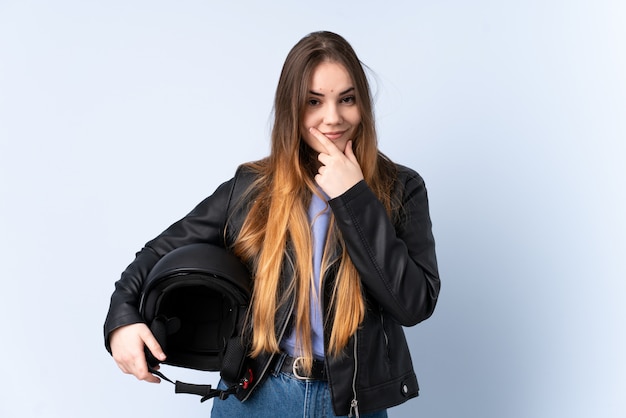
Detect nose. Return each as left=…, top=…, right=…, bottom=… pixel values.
left=323, top=103, right=342, bottom=125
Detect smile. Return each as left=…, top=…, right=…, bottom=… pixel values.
left=322, top=131, right=346, bottom=140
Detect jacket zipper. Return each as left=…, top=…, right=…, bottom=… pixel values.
left=380, top=306, right=390, bottom=361
left=348, top=330, right=360, bottom=418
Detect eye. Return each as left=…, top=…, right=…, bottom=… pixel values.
left=307, top=98, right=321, bottom=106
left=341, top=95, right=356, bottom=105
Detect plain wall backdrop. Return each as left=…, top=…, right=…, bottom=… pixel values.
left=1, top=1, right=624, bottom=417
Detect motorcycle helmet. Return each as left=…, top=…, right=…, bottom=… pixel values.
left=139, top=243, right=251, bottom=379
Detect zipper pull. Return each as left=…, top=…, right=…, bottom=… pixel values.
left=348, top=399, right=360, bottom=418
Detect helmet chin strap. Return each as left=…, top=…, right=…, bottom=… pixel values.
left=147, top=365, right=252, bottom=402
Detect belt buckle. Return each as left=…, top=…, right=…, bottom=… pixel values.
left=292, top=356, right=308, bottom=380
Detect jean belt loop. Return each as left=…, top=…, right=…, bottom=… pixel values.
left=271, top=352, right=288, bottom=377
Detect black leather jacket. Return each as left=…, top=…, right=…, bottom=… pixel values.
left=104, top=163, right=440, bottom=415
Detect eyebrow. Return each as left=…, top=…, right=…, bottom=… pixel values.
left=308, top=87, right=355, bottom=97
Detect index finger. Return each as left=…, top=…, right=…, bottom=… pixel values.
left=141, top=327, right=166, bottom=362
left=309, top=127, right=342, bottom=155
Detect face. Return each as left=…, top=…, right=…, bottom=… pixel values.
left=300, top=61, right=361, bottom=154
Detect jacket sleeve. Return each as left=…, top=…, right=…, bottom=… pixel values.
left=103, top=174, right=239, bottom=352
left=328, top=168, right=440, bottom=326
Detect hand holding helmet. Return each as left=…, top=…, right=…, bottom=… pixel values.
left=110, top=323, right=166, bottom=383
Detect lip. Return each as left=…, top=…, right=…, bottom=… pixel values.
left=322, top=130, right=346, bottom=140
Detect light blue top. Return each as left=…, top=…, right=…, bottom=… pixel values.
left=280, top=191, right=330, bottom=360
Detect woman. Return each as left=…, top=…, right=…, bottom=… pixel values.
left=105, top=31, right=440, bottom=417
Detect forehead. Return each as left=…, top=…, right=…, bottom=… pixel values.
left=308, top=61, right=354, bottom=92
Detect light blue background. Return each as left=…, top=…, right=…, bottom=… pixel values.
left=1, top=1, right=624, bottom=417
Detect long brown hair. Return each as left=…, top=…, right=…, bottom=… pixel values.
left=233, top=31, right=397, bottom=370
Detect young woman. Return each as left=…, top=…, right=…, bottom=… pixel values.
left=104, top=31, right=440, bottom=417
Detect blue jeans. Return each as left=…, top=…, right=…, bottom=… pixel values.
left=211, top=357, right=388, bottom=418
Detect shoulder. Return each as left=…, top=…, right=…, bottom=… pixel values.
left=393, top=163, right=426, bottom=191
left=226, top=160, right=268, bottom=208
left=377, top=152, right=425, bottom=189
left=234, top=159, right=268, bottom=182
